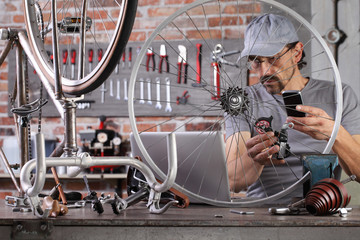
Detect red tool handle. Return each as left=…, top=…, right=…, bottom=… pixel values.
left=183, top=62, right=188, bottom=84
left=128, top=47, right=132, bottom=62
left=122, top=51, right=126, bottom=62
left=158, top=57, right=163, bottom=74
left=146, top=54, right=150, bottom=72
left=71, top=49, right=76, bottom=64
left=88, top=49, right=93, bottom=63
left=211, top=62, right=220, bottom=100
left=196, top=43, right=202, bottom=84
left=62, top=49, right=68, bottom=64
left=177, top=62, right=182, bottom=84
left=99, top=115, right=106, bottom=130
left=98, top=48, right=103, bottom=62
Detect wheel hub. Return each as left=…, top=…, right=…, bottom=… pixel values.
left=220, top=87, right=249, bottom=116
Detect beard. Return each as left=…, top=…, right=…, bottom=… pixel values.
left=260, top=67, right=296, bottom=95
left=260, top=75, right=285, bottom=95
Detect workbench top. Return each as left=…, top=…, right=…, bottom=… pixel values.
left=1, top=200, right=360, bottom=240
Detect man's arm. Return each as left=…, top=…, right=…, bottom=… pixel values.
left=289, top=105, right=360, bottom=182
left=225, top=131, right=280, bottom=192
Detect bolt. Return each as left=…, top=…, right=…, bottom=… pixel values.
left=40, top=224, right=47, bottom=231
left=230, top=96, right=239, bottom=104
left=16, top=224, right=23, bottom=231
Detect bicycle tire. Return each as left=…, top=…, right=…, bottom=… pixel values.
left=128, top=0, right=342, bottom=207
left=23, top=0, right=137, bottom=95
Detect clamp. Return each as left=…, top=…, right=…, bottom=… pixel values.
left=176, top=91, right=190, bottom=105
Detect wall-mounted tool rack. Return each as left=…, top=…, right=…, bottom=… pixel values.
left=7, top=40, right=246, bottom=117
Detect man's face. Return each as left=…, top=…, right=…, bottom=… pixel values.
left=248, top=47, right=296, bottom=94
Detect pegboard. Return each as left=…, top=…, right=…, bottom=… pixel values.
left=7, top=39, right=247, bottom=117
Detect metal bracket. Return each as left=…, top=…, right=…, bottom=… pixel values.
left=12, top=221, right=53, bottom=239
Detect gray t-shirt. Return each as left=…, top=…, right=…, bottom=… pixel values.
left=225, top=78, right=360, bottom=203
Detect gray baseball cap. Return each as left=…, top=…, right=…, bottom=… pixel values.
left=241, top=14, right=299, bottom=58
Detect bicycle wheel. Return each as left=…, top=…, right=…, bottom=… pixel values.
left=128, top=0, right=342, bottom=207
left=23, top=0, right=137, bottom=95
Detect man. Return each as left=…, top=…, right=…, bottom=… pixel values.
left=225, top=14, right=360, bottom=203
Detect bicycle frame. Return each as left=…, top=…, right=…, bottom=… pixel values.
left=0, top=1, right=178, bottom=217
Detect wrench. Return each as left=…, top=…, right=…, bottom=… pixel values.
left=155, top=77, right=162, bottom=109
left=124, top=78, right=128, bottom=101
left=139, top=78, right=145, bottom=104
left=67, top=200, right=86, bottom=208
left=109, top=79, right=114, bottom=97
left=165, top=77, right=172, bottom=112
left=100, top=81, right=107, bottom=103
left=146, top=78, right=152, bottom=105
left=116, top=79, right=121, bottom=100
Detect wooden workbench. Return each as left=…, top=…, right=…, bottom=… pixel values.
left=1, top=200, right=360, bottom=240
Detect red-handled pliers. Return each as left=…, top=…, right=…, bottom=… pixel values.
left=177, top=45, right=187, bottom=84
left=159, top=44, right=169, bottom=73
left=146, top=47, right=155, bottom=72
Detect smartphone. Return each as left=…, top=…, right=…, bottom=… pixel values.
left=281, top=90, right=306, bottom=117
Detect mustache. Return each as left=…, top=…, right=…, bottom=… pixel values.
left=260, top=75, right=280, bottom=84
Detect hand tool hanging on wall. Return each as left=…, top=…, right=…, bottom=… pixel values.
left=109, top=78, right=114, bottom=97
left=192, top=43, right=206, bottom=87
left=70, top=49, right=76, bottom=80
left=211, top=44, right=241, bottom=100
left=116, top=80, right=121, bottom=100
left=177, top=45, right=188, bottom=84
left=146, top=78, right=152, bottom=105
left=211, top=61, right=220, bottom=100
left=176, top=91, right=190, bottom=105
left=155, top=77, right=162, bottom=109
left=124, top=78, right=128, bottom=101
left=139, top=78, right=145, bottom=104
left=211, top=45, right=221, bottom=100
left=115, top=58, right=120, bottom=100
left=128, top=47, right=132, bottom=69
left=122, top=50, right=126, bottom=69
left=88, top=48, right=93, bottom=73
left=159, top=44, right=169, bottom=73
left=165, top=77, right=172, bottom=112
left=62, top=49, right=68, bottom=77
left=146, top=47, right=155, bottom=71
left=98, top=48, right=107, bottom=103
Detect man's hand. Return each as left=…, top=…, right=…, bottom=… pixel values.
left=245, top=132, right=283, bottom=165
left=287, top=105, right=334, bottom=141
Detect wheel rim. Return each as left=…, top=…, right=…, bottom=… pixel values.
left=24, top=0, right=137, bottom=95
left=129, top=0, right=342, bottom=207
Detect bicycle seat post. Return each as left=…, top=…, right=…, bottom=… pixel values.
left=62, top=99, right=79, bottom=157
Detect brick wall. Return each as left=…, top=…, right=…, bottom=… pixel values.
left=0, top=0, right=253, bottom=197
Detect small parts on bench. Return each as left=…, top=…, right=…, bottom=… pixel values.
left=269, top=175, right=356, bottom=217
left=42, top=196, right=68, bottom=218
left=83, top=175, right=104, bottom=214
